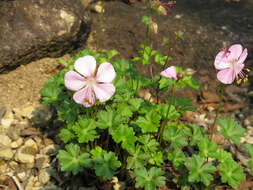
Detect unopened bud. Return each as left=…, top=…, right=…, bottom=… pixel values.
left=177, top=72, right=184, bottom=80
left=150, top=20, right=158, bottom=34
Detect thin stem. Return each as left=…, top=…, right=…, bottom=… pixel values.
left=157, top=83, right=176, bottom=142
left=210, top=84, right=224, bottom=141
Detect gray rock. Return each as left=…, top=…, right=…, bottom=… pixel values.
left=31, top=105, right=53, bottom=127
left=0, top=0, right=90, bottom=72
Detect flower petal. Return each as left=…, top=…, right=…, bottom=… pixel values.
left=96, top=62, right=116, bottom=83
left=214, top=51, right=230, bottom=70
left=238, top=48, right=248, bottom=64
left=73, top=87, right=95, bottom=107
left=74, top=56, right=96, bottom=77
left=93, top=83, right=115, bottom=102
left=227, top=44, right=243, bottom=61
left=161, top=66, right=177, bottom=79
left=64, top=71, right=86, bottom=91
left=234, top=63, right=244, bottom=76
left=217, top=68, right=236, bottom=84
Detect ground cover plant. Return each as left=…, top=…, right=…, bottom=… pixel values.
left=40, top=2, right=253, bottom=190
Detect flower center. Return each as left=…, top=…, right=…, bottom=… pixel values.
left=86, top=76, right=97, bottom=87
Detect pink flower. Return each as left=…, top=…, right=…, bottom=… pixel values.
left=161, top=66, right=177, bottom=79
left=154, top=1, right=176, bottom=16
left=64, top=55, right=116, bottom=107
left=214, top=44, right=248, bottom=84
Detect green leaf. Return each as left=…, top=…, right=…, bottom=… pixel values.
left=117, top=103, right=133, bottom=119
left=185, top=155, right=216, bottom=186
left=244, top=143, right=253, bottom=157
left=40, top=72, right=64, bottom=104
left=96, top=109, right=122, bottom=130
left=213, top=149, right=233, bottom=164
left=159, top=77, right=174, bottom=90
left=103, top=49, right=119, bottom=59
left=127, top=146, right=149, bottom=169
left=174, top=97, right=195, bottom=113
left=157, top=104, right=180, bottom=120
left=135, top=110, right=161, bottom=133
left=247, top=159, right=253, bottom=176
left=198, top=138, right=217, bottom=158
left=134, top=167, right=166, bottom=190
left=163, top=123, right=187, bottom=148
left=111, top=124, right=136, bottom=151
left=128, top=98, right=144, bottom=111
left=218, top=118, right=245, bottom=144
left=182, top=76, right=200, bottom=90
left=141, top=15, right=151, bottom=25
left=188, top=125, right=206, bottom=146
left=138, top=135, right=159, bottom=152
left=72, top=118, right=98, bottom=143
left=91, top=147, right=121, bottom=179
left=59, top=128, right=75, bottom=143
left=218, top=159, right=245, bottom=188
left=167, top=149, right=186, bottom=168
left=56, top=98, right=81, bottom=124
left=148, top=151, right=164, bottom=166
left=57, top=143, right=91, bottom=174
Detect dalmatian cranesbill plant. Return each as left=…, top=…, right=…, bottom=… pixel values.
left=40, top=44, right=253, bottom=189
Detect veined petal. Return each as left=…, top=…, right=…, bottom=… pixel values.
left=214, top=51, right=230, bottom=70
left=234, top=63, right=244, bottom=75
left=238, top=48, right=248, bottom=64
left=73, top=87, right=95, bottom=107
left=74, top=56, right=96, bottom=77
left=96, top=62, right=116, bottom=83
left=64, top=71, right=86, bottom=91
left=217, top=68, right=236, bottom=84
left=227, top=44, right=243, bottom=61
left=161, top=66, right=177, bottom=79
left=93, top=83, right=115, bottom=102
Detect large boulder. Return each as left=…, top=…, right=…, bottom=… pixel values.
left=0, top=0, right=90, bottom=72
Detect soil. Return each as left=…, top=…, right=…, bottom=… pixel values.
left=1, top=0, right=253, bottom=189
left=1, top=0, right=253, bottom=108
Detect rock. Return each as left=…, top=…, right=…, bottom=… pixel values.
left=11, top=138, right=23, bottom=149
left=14, top=139, right=38, bottom=164
left=9, top=161, right=19, bottom=170
left=38, top=168, right=51, bottom=185
left=0, top=106, right=6, bottom=121
left=7, top=125, right=22, bottom=140
left=244, top=115, right=253, bottom=126
left=35, top=154, right=51, bottom=169
left=15, top=148, right=35, bottom=164
left=17, top=171, right=28, bottom=182
left=0, top=160, right=9, bottom=175
left=0, top=0, right=90, bottom=72
left=0, top=109, right=14, bottom=128
left=0, top=147, right=14, bottom=160
left=13, top=105, right=35, bottom=120
left=25, top=176, right=40, bottom=190
left=91, top=2, right=105, bottom=13
left=24, top=139, right=38, bottom=152
left=0, top=135, right=12, bottom=147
